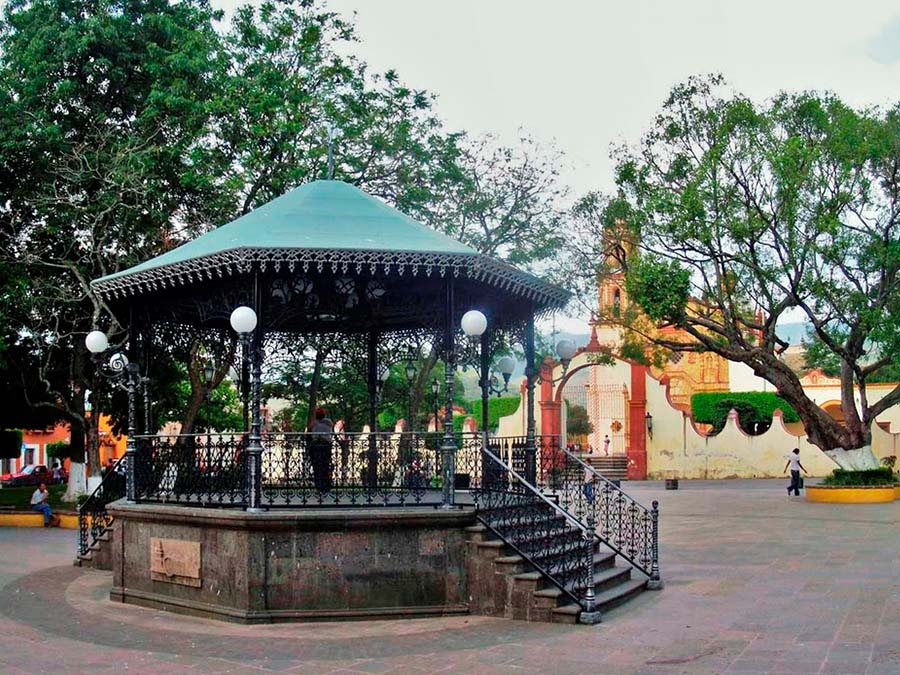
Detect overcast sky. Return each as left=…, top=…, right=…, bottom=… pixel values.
left=213, top=0, right=900, bottom=333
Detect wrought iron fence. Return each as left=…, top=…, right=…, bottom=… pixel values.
left=472, top=445, right=597, bottom=613
left=131, top=431, right=488, bottom=508
left=260, top=431, right=488, bottom=506
left=77, top=455, right=127, bottom=557
left=538, top=443, right=661, bottom=584
left=133, top=433, right=248, bottom=506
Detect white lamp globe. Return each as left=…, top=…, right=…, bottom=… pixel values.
left=230, top=306, right=258, bottom=334
left=378, top=365, right=390, bottom=382
left=85, top=331, right=109, bottom=354
left=555, top=338, right=577, bottom=362
left=460, top=310, right=487, bottom=337
left=496, top=355, right=516, bottom=376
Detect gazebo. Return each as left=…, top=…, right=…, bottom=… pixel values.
left=80, top=180, right=660, bottom=624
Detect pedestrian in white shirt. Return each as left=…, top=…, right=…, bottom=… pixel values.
left=783, top=448, right=807, bottom=496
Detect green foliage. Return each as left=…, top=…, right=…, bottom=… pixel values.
left=565, top=403, right=593, bottom=437
left=0, top=484, right=72, bottom=509
left=0, top=429, right=22, bottom=460
left=624, top=254, right=690, bottom=324
left=820, top=467, right=895, bottom=486
left=591, top=74, right=900, bottom=455
left=45, top=440, right=73, bottom=460
left=881, top=455, right=896, bottom=469
left=467, top=396, right=520, bottom=433
left=692, top=391, right=800, bottom=434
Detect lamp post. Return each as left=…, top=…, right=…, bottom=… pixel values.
left=229, top=305, right=260, bottom=510
left=203, top=362, right=215, bottom=449
left=405, top=361, right=417, bottom=431
left=431, top=378, right=440, bottom=431
left=85, top=330, right=140, bottom=502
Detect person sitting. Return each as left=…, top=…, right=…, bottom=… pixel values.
left=30, top=483, right=58, bottom=527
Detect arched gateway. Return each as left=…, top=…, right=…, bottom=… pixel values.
left=80, top=181, right=660, bottom=624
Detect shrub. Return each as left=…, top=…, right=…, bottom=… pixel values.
left=467, top=396, right=520, bottom=433
left=46, top=440, right=73, bottom=460
left=692, top=391, right=799, bottom=435
left=820, top=467, right=895, bottom=486
left=881, top=455, right=896, bottom=469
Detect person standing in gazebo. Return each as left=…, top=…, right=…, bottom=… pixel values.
left=309, top=408, right=334, bottom=493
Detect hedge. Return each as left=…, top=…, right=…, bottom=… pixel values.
left=691, top=391, right=800, bottom=433
left=0, top=429, right=22, bottom=460
left=820, top=467, right=896, bottom=486
left=466, top=396, right=520, bottom=433
left=46, top=440, right=74, bottom=460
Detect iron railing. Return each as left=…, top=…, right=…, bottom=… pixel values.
left=132, top=431, right=487, bottom=508
left=77, top=455, right=127, bottom=557
left=539, top=443, right=661, bottom=585
left=133, top=433, right=248, bottom=506
left=472, top=445, right=597, bottom=613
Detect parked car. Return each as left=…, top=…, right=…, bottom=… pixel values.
left=0, top=464, right=67, bottom=487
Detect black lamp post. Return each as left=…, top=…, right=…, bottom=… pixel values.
left=203, top=362, right=215, bottom=448
left=405, top=362, right=417, bottom=431
left=431, top=378, right=440, bottom=431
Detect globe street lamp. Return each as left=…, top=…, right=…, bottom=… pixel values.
left=229, top=305, right=261, bottom=511
left=85, top=330, right=139, bottom=501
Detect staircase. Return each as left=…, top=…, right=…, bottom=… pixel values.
left=583, top=454, right=628, bottom=482
left=470, top=446, right=659, bottom=624
left=74, top=457, right=126, bottom=570
left=465, top=517, right=646, bottom=624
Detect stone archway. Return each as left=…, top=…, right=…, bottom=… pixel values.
left=538, top=328, right=650, bottom=478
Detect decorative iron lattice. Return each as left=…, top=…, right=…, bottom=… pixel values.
left=538, top=444, right=661, bottom=583
left=77, top=456, right=127, bottom=558
left=92, top=247, right=571, bottom=312
left=133, top=434, right=248, bottom=507
left=472, top=446, right=597, bottom=613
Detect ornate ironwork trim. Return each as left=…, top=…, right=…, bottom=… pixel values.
left=92, top=248, right=570, bottom=310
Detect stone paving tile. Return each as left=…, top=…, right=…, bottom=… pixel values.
left=0, top=480, right=898, bottom=675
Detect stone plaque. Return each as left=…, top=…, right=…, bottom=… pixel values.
left=150, top=538, right=201, bottom=587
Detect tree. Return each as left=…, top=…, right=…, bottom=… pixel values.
left=599, top=75, right=900, bottom=469
left=565, top=403, right=593, bottom=438
left=0, top=0, right=226, bottom=488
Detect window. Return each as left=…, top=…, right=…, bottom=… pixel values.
left=613, top=289, right=621, bottom=317
left=23, top=447, right=35, bottom=466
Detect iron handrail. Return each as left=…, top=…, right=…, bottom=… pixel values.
left=474, top=445, right=597, bottom=613
left=556, top=445, right=661, bottom=585
left=77, top=455, right=127, bottom=558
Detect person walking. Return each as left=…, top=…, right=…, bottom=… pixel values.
left=31, top=483, right=58, bottom=527
left=783, top=448, right=807, bottom=496
left=603, top=434, right=611, bottom=456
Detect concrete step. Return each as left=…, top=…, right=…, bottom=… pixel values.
left=551, top=578, right=646, bottom=624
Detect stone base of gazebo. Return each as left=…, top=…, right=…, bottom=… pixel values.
left=107, top=501, right=475, bottom=623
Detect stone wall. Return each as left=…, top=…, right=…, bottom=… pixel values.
left=108, top=502, right=475, bottom=622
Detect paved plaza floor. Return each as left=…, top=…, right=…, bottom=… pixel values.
left=0, top=479, right=897, bottom=675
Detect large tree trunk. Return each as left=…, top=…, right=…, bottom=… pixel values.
left=86, top=407, right=102, bottom=477
left=822, top=446, right=880, bottom=470
left=409, top=346, right=440, bottom=430
left=64, top=415, right=88, bottom=500
left=305, top=350, right=327, bottom=431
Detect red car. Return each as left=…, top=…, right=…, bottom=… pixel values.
left=0, top=464, right=67, bottom=487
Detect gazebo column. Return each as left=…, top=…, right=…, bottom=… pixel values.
left=524, top=314, right=537, bottom=486
left=440, top=276, right=457, bottom=508
left=479, top=329, right=491, bottom=472
left=366, top=329, right=379, bottom=487
left=246, top=272, right=265, bottom=511
left=124, top=315, right=139, bottom=503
